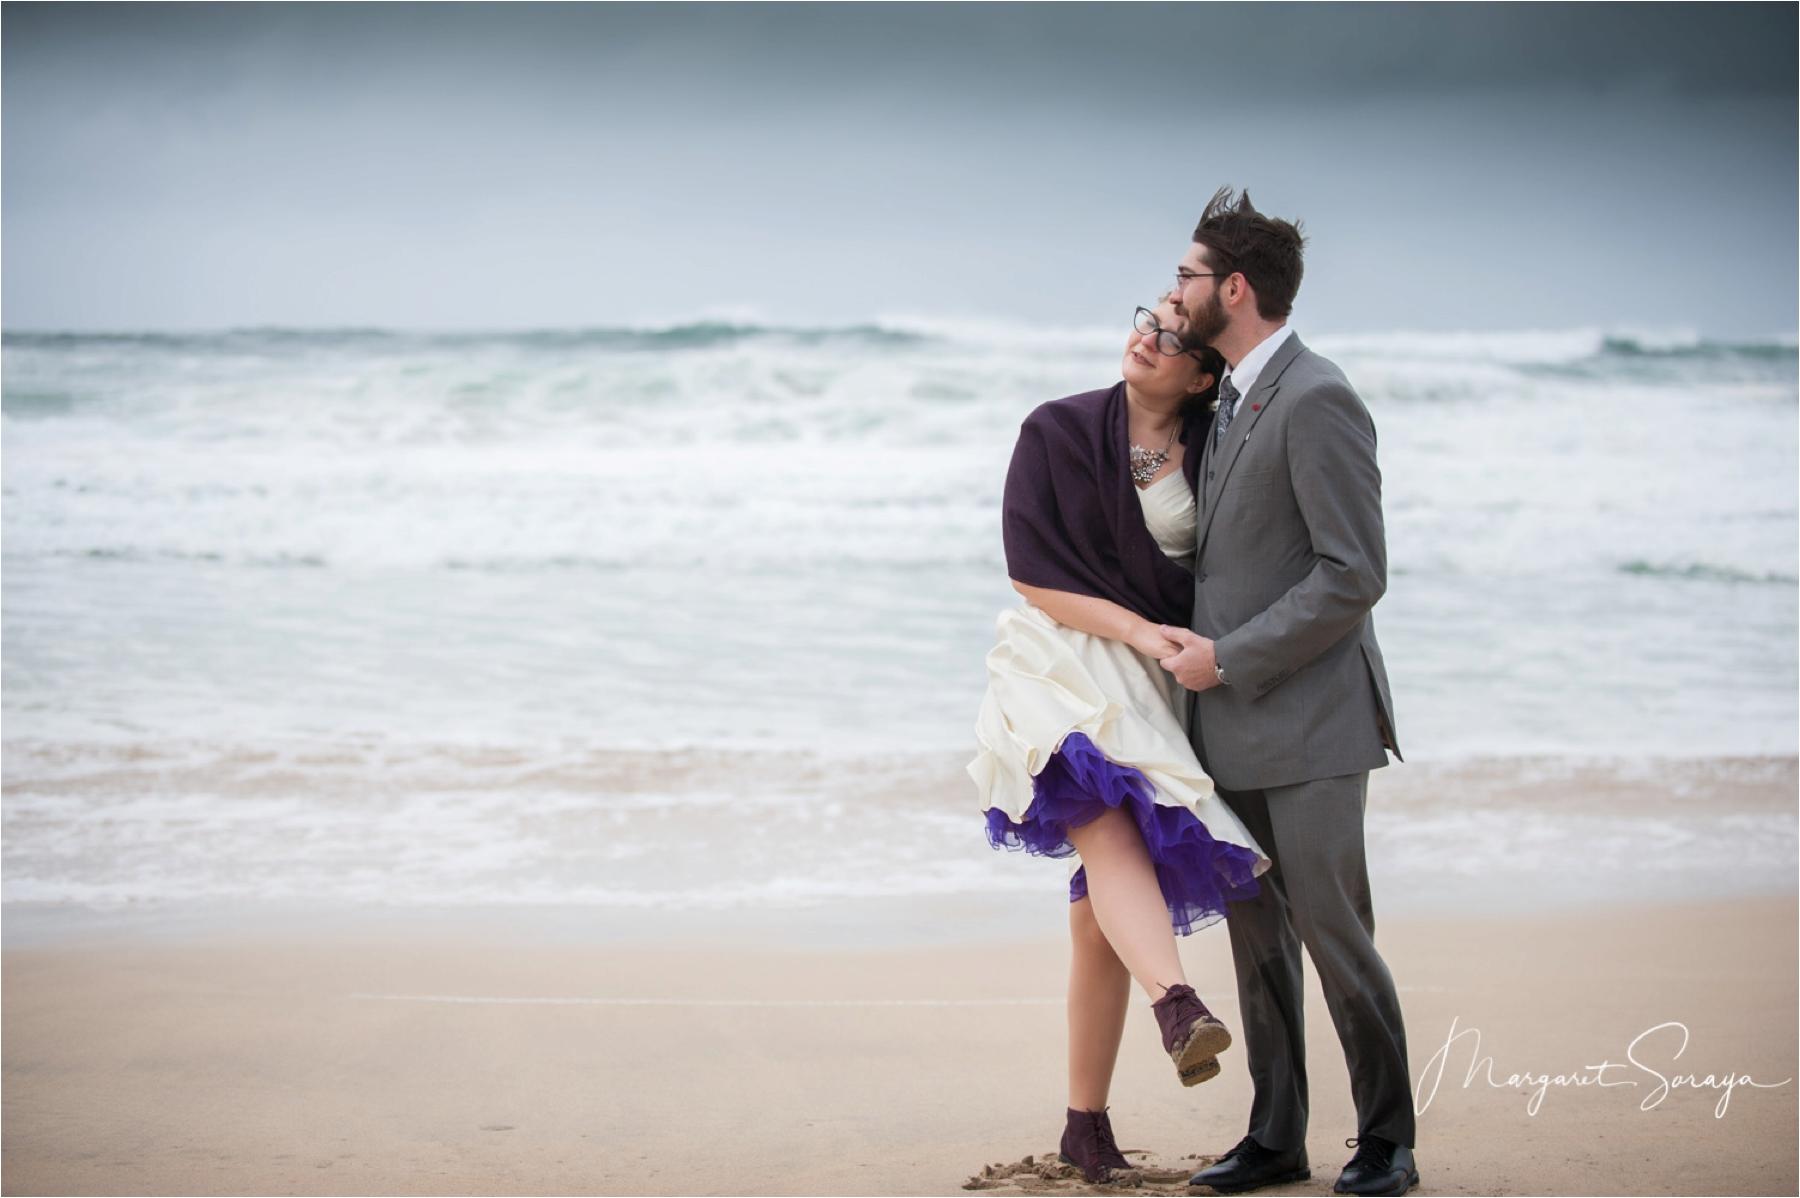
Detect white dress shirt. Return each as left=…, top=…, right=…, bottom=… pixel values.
left=1222, top=323, right=1296, bottom=416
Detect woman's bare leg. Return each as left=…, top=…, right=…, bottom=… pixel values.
left=1066, top=806, right=1187, bottom=1000
left=1067, top=894, right=1131, bottom=1110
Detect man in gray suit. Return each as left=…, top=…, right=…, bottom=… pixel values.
left=1155, top=188, right=1418, bottom=1198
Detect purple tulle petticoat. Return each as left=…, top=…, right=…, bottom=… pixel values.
left=982, top=730, right=1263, bottom=936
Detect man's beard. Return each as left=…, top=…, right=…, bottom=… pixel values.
left=1183, top=285, right=1230, bottom=350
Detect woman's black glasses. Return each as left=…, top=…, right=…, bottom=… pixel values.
left=1132, top=307, right=1201, bottom=358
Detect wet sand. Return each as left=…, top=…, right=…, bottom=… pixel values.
left=3, top=890, right=1795, bottom=1196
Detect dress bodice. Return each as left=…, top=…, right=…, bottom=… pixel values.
left=1135, top=469, right=1197, bottom=567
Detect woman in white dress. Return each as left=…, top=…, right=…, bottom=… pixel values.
left=968, top=296, right=1273, bottom=1183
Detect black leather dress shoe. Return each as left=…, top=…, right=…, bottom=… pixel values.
left=1332, top=1135, right=1419, bottom=1196
left=1189, top=1134, right=1311, bottom=1193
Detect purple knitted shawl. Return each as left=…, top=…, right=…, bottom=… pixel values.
left=1000, top=381, right=1206, bottom=629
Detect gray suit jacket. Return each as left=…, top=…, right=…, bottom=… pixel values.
left=1186, top=332, right=1401, bottom=792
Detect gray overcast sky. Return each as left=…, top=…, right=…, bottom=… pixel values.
left=4, top=2, right=1795, bottom=336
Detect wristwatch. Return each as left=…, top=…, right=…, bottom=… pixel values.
left=1214, top=662, right=1229, bottom=686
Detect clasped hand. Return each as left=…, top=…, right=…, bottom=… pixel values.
left=1152, top=624, right=1222, bottom=692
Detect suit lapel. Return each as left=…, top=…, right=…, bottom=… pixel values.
left=1195, top=332, right=1308, bottom=557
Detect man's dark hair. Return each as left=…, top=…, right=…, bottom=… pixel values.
left=1191, top=187, right=1306, bottom=320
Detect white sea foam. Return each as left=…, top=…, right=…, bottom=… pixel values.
left=4, top=745, right=1791, bottom=910
left=3, top=323, right=1795, bottom=909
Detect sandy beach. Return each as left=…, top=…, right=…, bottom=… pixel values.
left=5, top=7, right=1796, bottom=1197
left=4, top=884, right=1795, bottom=1197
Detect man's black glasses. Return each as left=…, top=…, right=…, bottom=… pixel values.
left=1175, top=268, right=1225, bottom=288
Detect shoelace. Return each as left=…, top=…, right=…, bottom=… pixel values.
left=1167, top=996, right=1218, bottom=1052
left=1344, top=1136, right=1392, bottom=1170
left=1093, top=1118, right=1126, bottom=1166
left=1220, top=1134, right=1264, bottom=1164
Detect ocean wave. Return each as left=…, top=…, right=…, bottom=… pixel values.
left=1599, top=333, right=1798, bottom=361
left=44, top=546, right=331, bottom=568
left=1, top=326, right=402, bottom=352
left=1618, top=559, right=1799, bottom=585
left=1, top=321, right=934, bottom=355
left=0, top=388, right=79, bottom=415
left=16, top=544, right=1007, bottom=573
left=1314, top=327, right=1797, bottom=367
left=6, top=321, right=1793, bottom=376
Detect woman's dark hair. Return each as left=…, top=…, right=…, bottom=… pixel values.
left=1192, top=186, right=1306, bottom=320
left=1178, top=343, right=1228, bottom=436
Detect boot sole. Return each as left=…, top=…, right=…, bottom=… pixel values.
left=1174, top=1019, right=1232, bottom=1086
left=1194, top=1165, right=1312, bottom=1193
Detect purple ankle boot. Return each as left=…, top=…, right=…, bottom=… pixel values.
left=1151, top=981, right=1231, bottom=1086
left=1059, top=1105, right=1135, bottom=1183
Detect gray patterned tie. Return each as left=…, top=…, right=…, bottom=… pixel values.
left=1214, top=376, right=1242, bottom=446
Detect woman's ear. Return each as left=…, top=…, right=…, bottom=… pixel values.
left=1187, top=371, right=1216, bottom=397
